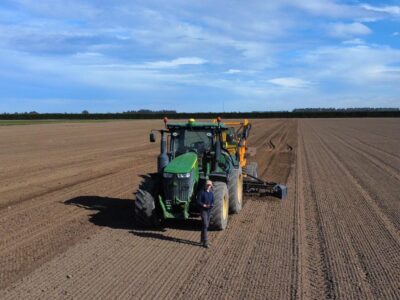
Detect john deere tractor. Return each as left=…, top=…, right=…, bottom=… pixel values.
left=134, top=117, right=247, bottom=230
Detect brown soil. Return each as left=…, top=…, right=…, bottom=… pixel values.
left=0, top=118, right=399, bottom=299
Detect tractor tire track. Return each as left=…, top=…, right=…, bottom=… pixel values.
left=300, top=125, right=337, bottom=299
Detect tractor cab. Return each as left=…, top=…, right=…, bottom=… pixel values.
left=169, top=124, right=214, bottom=157
left=158, top=118, right=238, bottom=177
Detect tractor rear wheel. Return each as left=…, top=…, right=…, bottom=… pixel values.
left=210, top=182, right=229, bottom=230
left=134, top=176, right=160, bottom=228
left=228, top=167, right=243, bottom=213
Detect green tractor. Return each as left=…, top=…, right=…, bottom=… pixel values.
left=134, top=117, right=245, bottom=230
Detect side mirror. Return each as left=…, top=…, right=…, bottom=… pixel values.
left=150, top=132, right=156, bottom=143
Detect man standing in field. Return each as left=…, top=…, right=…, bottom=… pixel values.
left=197, top=180, right=214, bottom=248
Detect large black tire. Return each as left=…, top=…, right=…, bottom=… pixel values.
left=134, top=176, right=160, bottom=228
left=228, top=167, right=243, bottom=214
left=209, top=182, right=229, bottom=230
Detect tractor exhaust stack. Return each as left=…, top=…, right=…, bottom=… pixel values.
left=157, top=131, right=169, bottom=172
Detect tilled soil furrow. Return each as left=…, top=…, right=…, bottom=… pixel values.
left=316, top=127, right=400, bottom=230
left=3, top=188, right=149, bottom=299
left=315, top=129, right=400, bottom=254
left=0, top=169, right=128, bottom=239
left=0, top=214, right=94, bottom=288
left=1, top=119, right=399, bottom=299
left=138, top=238, right=202, bottom=299
left=341, top=121, right=400, bottom=142
left=318, top=130, right=400, bottom=235
left=0, top=145, right=136, bottom=180
left=174, top=200, right=268, bottom=299
left=300, top=129, right=336, bottom=299
left=332, top=127, right=400, bottom=161
left=0, top=217, right=97, bottom=291
left=240, top=186, right=296, bottom=299
left=0, top=156, right=154, bottom=289
left=302, top=121, right=400, bottom=299
left=275, top=122, right=290, bottom=151
left=0, top=158, right=152, bottom=222
left=257, top=120, right=296, bottom=181
left=262, top=121, right=287, bottom=151
left=0, top=170, right=115, bottom=210
left=328, top=129, right=400, bottom=180
left=294, top=128, right=308, bottom=299
left=0, top=147, right=156, bottom=210
left=251, top=120, right=285, bottom=147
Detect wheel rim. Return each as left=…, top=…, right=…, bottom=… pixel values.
left=222, top=193, right=228, bottom=221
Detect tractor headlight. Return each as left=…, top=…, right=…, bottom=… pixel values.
left=163, top=172, right=173, bottom=178
left=177, top=172, right=191, bottom=178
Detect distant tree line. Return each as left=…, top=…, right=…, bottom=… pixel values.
left=1, top=108, right=399, bottom=120
left=292, top=107, right=399, bottom=112
left=122, top=109, right=177, bottom=114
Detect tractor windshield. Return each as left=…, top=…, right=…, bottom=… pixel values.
left=171, top=129, right=213, bottom=156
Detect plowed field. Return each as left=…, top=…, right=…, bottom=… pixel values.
left=0, top=118, right=399, bottom=299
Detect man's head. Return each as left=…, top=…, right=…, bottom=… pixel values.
left=205, top=180, right=213, bottom=190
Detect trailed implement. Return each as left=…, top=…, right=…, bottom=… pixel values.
left=243, top=171, right=288, bottom=199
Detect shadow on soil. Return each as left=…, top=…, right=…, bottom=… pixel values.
left=65, top=196, right=133, bottom=229
left=65, top=196, right=202, bottom=246
left=131, top=230, right=200, bottom=246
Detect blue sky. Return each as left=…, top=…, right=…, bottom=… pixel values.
left=0, top=0, right=399, bottom=112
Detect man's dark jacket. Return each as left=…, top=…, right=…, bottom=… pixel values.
left=197, top=190, right=214, bottom=209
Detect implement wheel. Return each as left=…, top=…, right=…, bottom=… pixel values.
left=228, top=167, right=243, bottom=213
left=210, top=182, right=229, bottom=230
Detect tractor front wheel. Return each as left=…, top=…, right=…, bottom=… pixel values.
left=210, top=182, right=229, bottom=230
left=134, top=176, right=161, bottom=228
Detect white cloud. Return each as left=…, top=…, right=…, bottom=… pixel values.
left=268, top=77, right=311, bottom=88
left=288, top=0, right=351, bottom=17
left=329, top=22, right=371, bottom=38
left=276, top=0, right=400, bottom=20
left=361, top=4, right=400, bottom=16
left=225, top=69, right=241, bottom=74
left=342, top=38, right=365, bottom=45
left=302, top=45, right=400, bottom=85
left=1, top=0, right=400, bottom=111
left=14, top=0, right=100, bottom=19
left=144, top=57, right=207, bottom=68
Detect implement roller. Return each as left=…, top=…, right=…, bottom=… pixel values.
left=243, top=172, right=288, bottom=199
